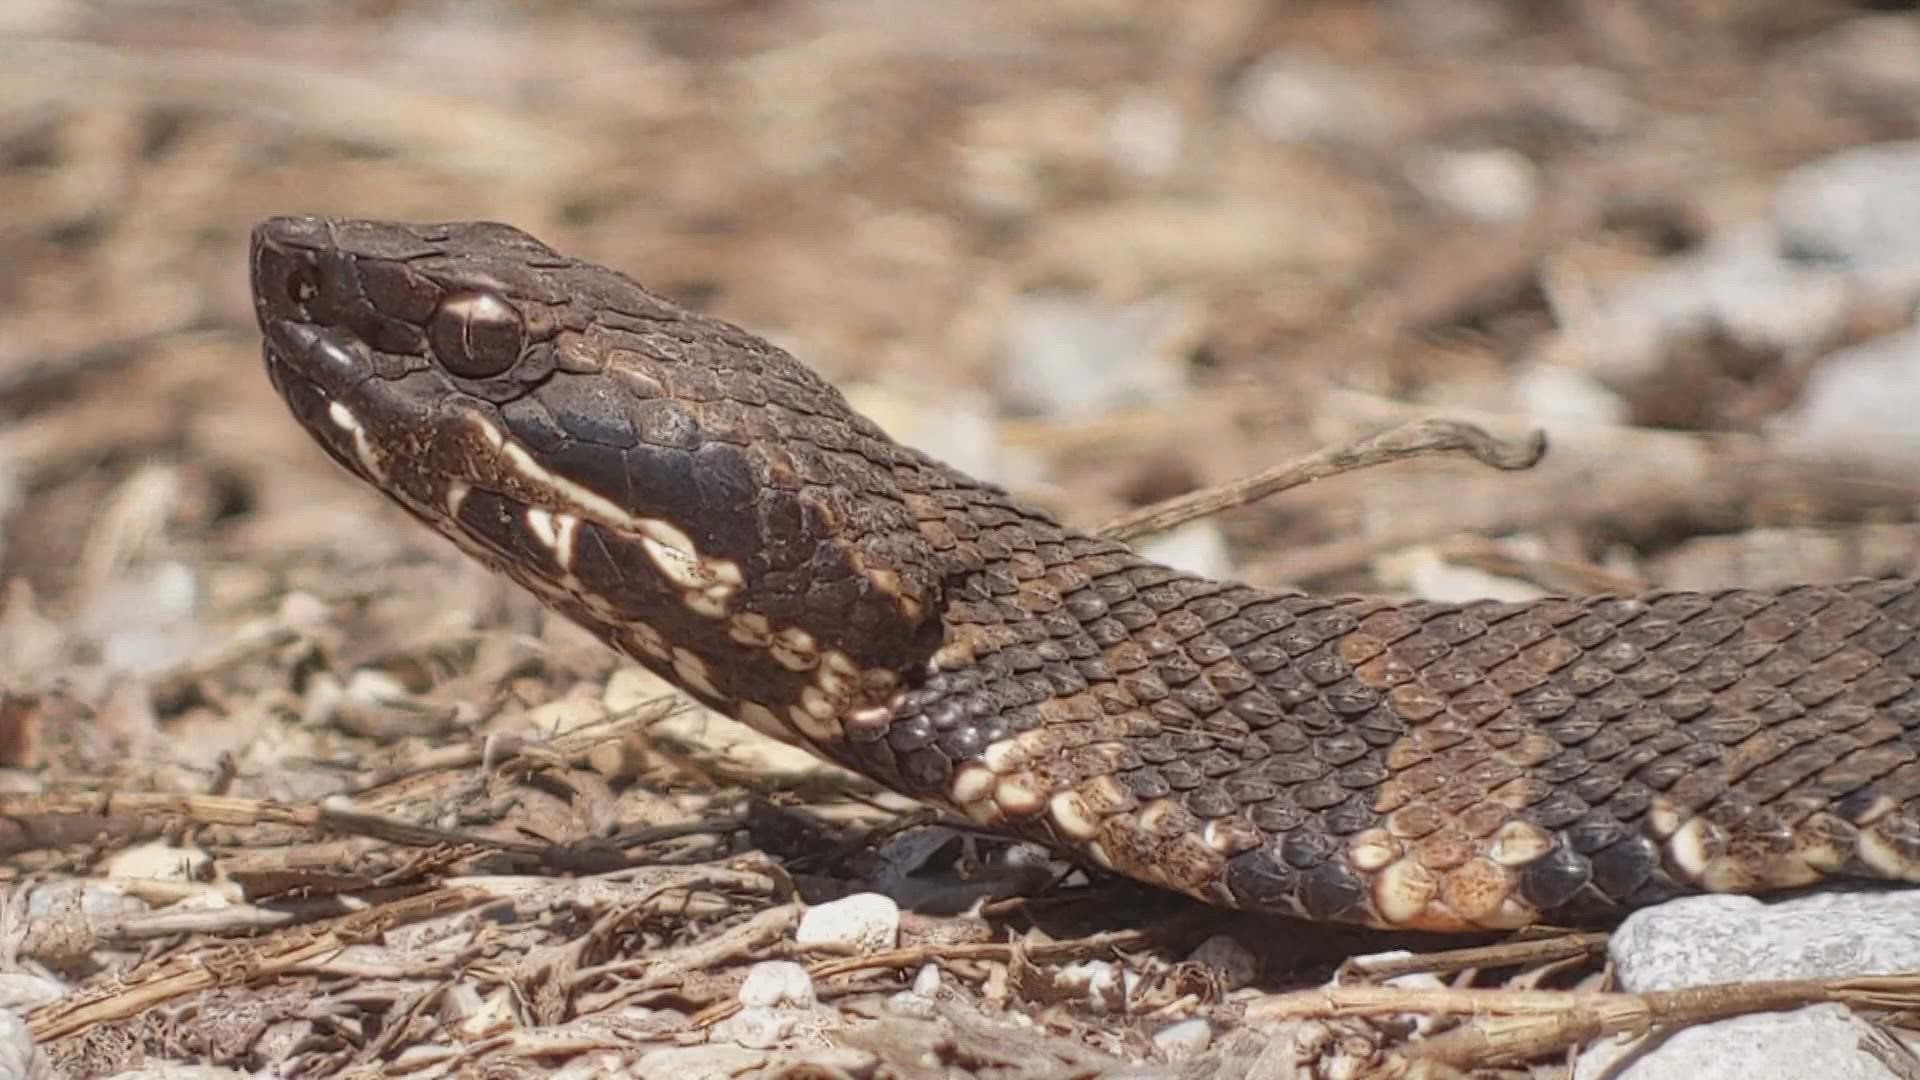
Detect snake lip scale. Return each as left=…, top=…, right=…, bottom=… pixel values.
left=251, top=215, right=1920, bottom=933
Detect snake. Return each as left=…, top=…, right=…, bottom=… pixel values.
left=249, top=215, right=1920, bottom=933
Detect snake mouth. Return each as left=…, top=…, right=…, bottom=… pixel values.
left=262, top=354, right=392, bottom=489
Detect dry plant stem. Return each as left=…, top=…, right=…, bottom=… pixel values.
left=1247, top=975, right=1920, bottom=1069
left=1338, top=932, right=1608, bottom=982
left=26, top=885, right=486, bottom=1041
left=687, top=926, right=1161, bottom=1027
left=1093, top=419, right=1548, bottom=542
left=344, top=695, right=686, bottom=794
left=572, top=902, right=802, bottom=1014
left=0, top=790, right=705, bottom=878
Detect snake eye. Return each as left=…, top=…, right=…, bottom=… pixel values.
left=429, top=290, right=525, bottom=379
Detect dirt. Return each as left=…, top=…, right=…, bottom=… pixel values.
left=4, top=2, right=1920, bottom=1076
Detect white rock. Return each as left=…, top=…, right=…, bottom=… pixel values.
left=1236, top=51, right=1400, bottom=145
left=1107, top=92, right=1184, bottom=179
left=1575, top=892, right=1920, bottom=1080
left=0, top=974, right=63, bottom=1013
left=1409, top=147, right=1539, bottom=224
left=1135, top=521, right=1235, bottom=582
left=1565, top=224, right=1850, bottom=383
left=1574, top=1003, right=1911, bottom=1080
left=709, top=1006, right=797, bottom=1050
left=737, top=960, right=815, bottom=1009
left=795, top=893, right=899, bottom=952
left=1055, top=959, right=1134, bottom=1013
left=911, top=963, right=941, bottom=998
left=1775, top=140, right=1920, bottom=295
left=1153, top=1018, right=1213, bottom=1060
left=1375, top=546, right=1545, bottom=605
left=276, top=590, right=330, bottom=629
left=997, top=294, right=1194, bottom=420
left=885, top=988, right=937, bottom=1019
left=1609, top=892, right=1920, bottom=991
left=843, top=383, right=1008, bottom=486
left=85, top=560, right=201, bottom=675
left=0, top=1009, right=38, bottom=1080
left=1778, top=325, right=1920, bottom=464
left=104, top=841, right=209, bottom=883
left=1514, top=364, right=1629, bottom=427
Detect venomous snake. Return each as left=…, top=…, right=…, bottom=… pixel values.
left=251, top=216, right=1920, bottom=933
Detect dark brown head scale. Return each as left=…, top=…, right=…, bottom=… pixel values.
left=252, top=218, right=581, bottom=409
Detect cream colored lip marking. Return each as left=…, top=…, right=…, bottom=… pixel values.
left=638, top=519, right=742, bottom=593
left=525, top=508, right=581, bottom=569
left=465, top=411, right=637, bottom=527
left=527, top=508, right=557, bottom=548
left=327, top=400, right=387, bottom=481
left=464, top=411, right=742, bottom=612
left=639, top=535, right=706, bottom=590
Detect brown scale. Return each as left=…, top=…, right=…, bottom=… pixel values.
left=253, top=215, right=1920, bottom=932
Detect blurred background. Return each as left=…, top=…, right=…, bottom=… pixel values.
left=8, top=2, right=1920, bottom=1073
left=7, top=0, right=1920, bottom=862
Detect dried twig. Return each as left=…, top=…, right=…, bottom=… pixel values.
left=1336, top=932, right=1608, bottom=983
left=27, top=886, right=486, bottom=1042
left=1246, top=974, right=1920, bottom=1069
left=1094, top=419, right=1547, bottom=542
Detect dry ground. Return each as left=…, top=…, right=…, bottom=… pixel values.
left=6, top=2, right=1920, bottom=1076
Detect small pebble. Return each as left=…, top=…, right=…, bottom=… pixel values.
left=1153, top=1018, right=1213, bottom=1060
left=795, top=892, right=900, bottom=952
left=738, top=960, right=816, bottom=1009
left=1409, top=147, right=1539, bottom=224
left=0, top=1008, right=36, bottom=1080
left=1236, top=50, right=1399, bottom=145
left=1107, top=91, right=1184, bottom=178
left=1055, top=959, right=1134, bottom=1012
left=276, top=590, right=330, bottom=628
left=1136, top=521, right=1234, bottom=581
left=1775, top=139, right=1920, bottom=292
left=104, top=840, right=210, bottom=883
left=0, top=974, right=64, bottom=1012
left=997, top=293, right=1194, bottom=420
left=911, top=963, right=942, bottom=998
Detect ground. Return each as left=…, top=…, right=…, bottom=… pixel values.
left=5, top=2, right=1920, bottom=1077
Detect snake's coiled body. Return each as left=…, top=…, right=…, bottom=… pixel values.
left=251, top=217, right=1920, bottom=931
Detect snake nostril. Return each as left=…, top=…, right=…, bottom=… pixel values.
left=286, top=265, right=320, bottom=305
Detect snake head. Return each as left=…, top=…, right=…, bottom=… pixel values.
left=252, top=215, right=947, bottom=745
left=251, top=216, right=569, bottom=494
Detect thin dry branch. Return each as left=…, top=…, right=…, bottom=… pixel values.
left=1247, top=973, right=1920, bottom=1069
left=1094, top=419, right=1547, bottom=542
left=27, top=885, right=487, bottom=1042
left=1337, top=932, right=1608, bottom=983
left=686, top=925, right=1163, bottom=1028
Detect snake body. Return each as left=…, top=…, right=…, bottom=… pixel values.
left=251, top=216, right=1920, bottom=932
